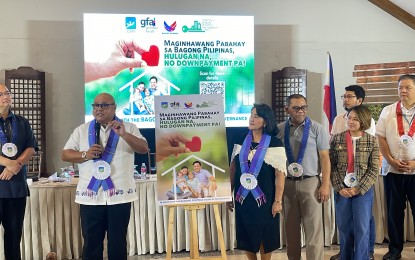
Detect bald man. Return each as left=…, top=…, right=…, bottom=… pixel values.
left=62, top=93, right=148, bottom=260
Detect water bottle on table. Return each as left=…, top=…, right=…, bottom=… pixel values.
left=60, top=167, right=70, bottom=182
left=133, top=165, right=140, bottom=179
left=68, top=165, right=75, bottom=182
left=140, top=163, right=147, bottom=180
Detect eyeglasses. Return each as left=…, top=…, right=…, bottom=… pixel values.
left=341, top=95, right=357, bottom=100
left=91, top=103, right=115, bottom=110
left=291, top=105, right=308, bottom=112
left=0, top=91, right=13, bottom=98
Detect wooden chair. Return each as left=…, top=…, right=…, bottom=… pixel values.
left=5, top=66, right=47, bottom=176
left=272, top=67, right=307, bottom=123
left=26, top=151, right=43, bottom=178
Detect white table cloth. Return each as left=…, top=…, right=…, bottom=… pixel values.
left=0, top=176, right=411, bottom=259
left=0, top=179, right=234, bottom=259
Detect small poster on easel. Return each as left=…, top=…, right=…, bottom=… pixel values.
left=154, top=94, right=231, bottom=205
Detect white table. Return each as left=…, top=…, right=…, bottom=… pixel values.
left=2, top=178, right=235, bottom=260
left=0, top=176, right=411, bottom=259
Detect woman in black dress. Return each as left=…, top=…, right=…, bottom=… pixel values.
left=228, top=103, right=286, bottom=260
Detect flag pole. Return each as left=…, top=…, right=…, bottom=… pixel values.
left=323, top=53, right=337, bottom=133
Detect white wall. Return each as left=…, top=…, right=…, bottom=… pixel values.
left=1, top=0, right=414, bottom=172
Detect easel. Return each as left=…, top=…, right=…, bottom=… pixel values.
left=166, top=202, right=227, bottom=260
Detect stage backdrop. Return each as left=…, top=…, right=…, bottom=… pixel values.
left=83, top=13, right=254, bottom=128
left=155, top=94, right=232, bottom=205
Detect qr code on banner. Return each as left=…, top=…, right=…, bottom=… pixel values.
left=199, top=81, right=225, bottom=96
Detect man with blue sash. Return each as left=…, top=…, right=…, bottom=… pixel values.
left=277, top=94, right=331, bottom=260
left=62, top=93, right=148, bottom=260
left=0, top=83, right=37, bottom=260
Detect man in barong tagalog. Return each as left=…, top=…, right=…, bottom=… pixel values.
left=277, top=94, right=331, bottom=260
left=228, top=103, right=286, bottom=260
left=376, top=74, right=415, bottom=260
left=61, top=93, right=148, bottom=260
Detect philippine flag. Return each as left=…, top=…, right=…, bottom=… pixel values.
left=323, top=53, right=337, bottom=132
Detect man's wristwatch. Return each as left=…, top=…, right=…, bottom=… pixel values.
left=81, top=151, right=88, bottom=161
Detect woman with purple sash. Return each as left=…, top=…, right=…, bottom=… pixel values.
left=228, top=103, right=287, bottom=260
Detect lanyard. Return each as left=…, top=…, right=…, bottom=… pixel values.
left=345, top=131, right=363, bottom=174
left=396, top=101, right=415, bottom=137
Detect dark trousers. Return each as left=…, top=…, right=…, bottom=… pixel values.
left=80, top=203, right=132, bottom=260
left=0, top=197, right=27, bottom=260
left=384, top=173, right=415, bottom=254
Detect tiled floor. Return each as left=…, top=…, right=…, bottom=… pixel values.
left=125, top=243, right=415, bottom=259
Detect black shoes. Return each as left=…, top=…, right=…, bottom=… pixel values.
left=382, top=251, right=402, bottom=260
left=330, top=252, right=340, bottom=260
left=331, top=252, right=374, bottom=260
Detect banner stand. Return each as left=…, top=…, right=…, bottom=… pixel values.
left=165, top=202, right=227, bottom=260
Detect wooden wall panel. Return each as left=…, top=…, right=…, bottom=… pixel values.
left=353, top=61, right=415, bottom=105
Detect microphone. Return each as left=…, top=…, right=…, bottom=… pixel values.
left=95, top=121, right=101, bottom=145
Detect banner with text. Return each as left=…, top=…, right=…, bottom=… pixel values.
left=84, top=14, right=254, bottom=128
left=155, top=94, right=231, bottom=205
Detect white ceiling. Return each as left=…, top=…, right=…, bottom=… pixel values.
left=390, top=0, right=415, bottom=17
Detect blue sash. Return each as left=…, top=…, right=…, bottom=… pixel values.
left=86, top=117, right=121, bottom=197
left=236, top=131, right=271, bottom=207
left=0, top=113, right=18, bottom=157
left=284, top=117, right=311, bottom=165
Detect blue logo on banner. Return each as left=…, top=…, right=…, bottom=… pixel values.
left=126, top=17, right=136, bottom=29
